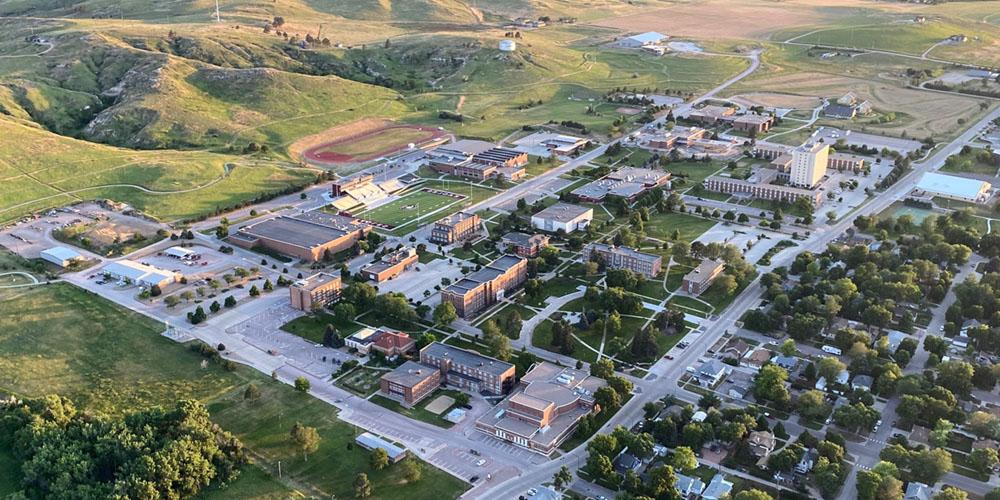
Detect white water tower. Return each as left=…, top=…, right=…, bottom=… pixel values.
left=499, top=39, right=516, bottom=52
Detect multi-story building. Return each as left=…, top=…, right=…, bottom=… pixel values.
left=426, top=140, right=528, bottom=181
left=585, top=243, right=662, bottom=277
left=827, top=152, right=866, bottom=172
left=531, top=203, right=593, bottom=234
left=475, top=362, right=606, bottom=455
left=347, top=328, right=416, bottom=356
left=441, top=255, right=528, bottom=318
left=429, top=212, right=480, bottom=245
left=789, top=143, right=829, bottom=188
left=752, top=143, right=788, bottom=160
left=379, top=361, right=442, bottom=406
left=360, top=247, right=419, bottom=282
left=731, top=114, right=774, bottom=134
left=500, top=232, right=550, bottom=257
left=681, top=260, right=725, bottom=296
left=289, top=272, right=342, bottom=311
left=703, top=172, right=823, bottom=206
left=420, top=342, right=516, bottom=395
left=230, top=212, right=371, bottom=262
left=688, top=105, right=736, bottom=125
left=331, top=173, right=375, bottom=196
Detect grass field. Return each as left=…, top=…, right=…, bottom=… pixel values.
left=644, top=211, right=719, bottom=243
left=0, top=283, right=465, bottom=499
left=369, top=389, right=464, bottom=429
left=280, top=312, right=363, bottom=343
left=359, top=189, right=465, bottom=228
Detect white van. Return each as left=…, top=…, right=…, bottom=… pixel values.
left=822, top=345, right=843, bottom=356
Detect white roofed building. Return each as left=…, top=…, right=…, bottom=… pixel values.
left=40, top=246, right=83, bottom=268
left=618, top=31, right=668, bottom=48
left=916, top=172, right=992, bottom=204
left=102, top=260, right=180, bottom=288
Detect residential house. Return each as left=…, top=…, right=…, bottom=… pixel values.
left=851, top=375, right=874, bottom=392
left=696, top=359, right=731, bottom=387
left=721, top=338, right=750, bottom=361
left=904, top=482, right=932, bottom=500
left=729, top=384, right=750, bottom=400
left=748, top=431, right=776, bottom=459
left=795, top=449, right=819, bottom=473
left=741, top=348, right=772, bottom=371
left=675, top=473, right=706, bottom=497
left=613, top=450, right=642, bottom=475
left=772, top=355, right=799, bottom=371
left=702, top=474, right=734, bottom=500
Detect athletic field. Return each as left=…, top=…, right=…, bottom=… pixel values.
left=357, top=188, right=466, bottom=229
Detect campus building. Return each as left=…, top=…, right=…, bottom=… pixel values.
left=441, top=255, right=528, bottom=318
left=360, top=247, right=418, bottom=282
left=289, top=272, right=341, bottom=311
left=827, top=152, right=866, bottom=172
left=789, top=143, right=829, bottom=188
left=681, top=260, right=725, bottom=295
left=500, top=232, right=550, bottom=257
left=331, top=173, right=375, bottom=196
left=703, top=170, right=824, bottom=206
left=688, top=105, right=736, bottom=125
left=572, top=167, right=671, bottom=202
left=230, top=212, right=371, bottom=262
left=531, top=203, right=593, bottom=233
left=915, top=172, right=992, bottom=204
left=752, top=143, right=787, bottom=160
left=379, top=361, right=442, bottom=406
left=585, top=243, right=662, bottom=278
left=346, top=327, right=415, bottom=356
left=426, top=140, right=528, bottom=181
left=475, top=362, right=606, bottom=455
left=647, top=126, right=708, bottom=150
left=101, top=260, right=180, bottom=288
left=430, top=212, right=480, bottom=245
left=421, top=342, right=516, bottom=395
left=731, top=114, right=774, bottom=134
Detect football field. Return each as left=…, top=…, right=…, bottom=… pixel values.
left=357, top=188, right=464, bottom=229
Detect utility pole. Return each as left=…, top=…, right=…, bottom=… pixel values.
left=317, top=23, right=324, bottom=40
left=214, top=0, right=221, bottom=23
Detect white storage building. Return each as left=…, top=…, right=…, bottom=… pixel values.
left=530, top=203, right=593, bottom=234
left=102, top=260, right=179, bottom=288
left=40, top=246, right=83, bottom=268
left=916, top=172, right=992, bottom=203
left=618, top=31, right=667, bottom=48
left=164, top=246, right=197, bottom=259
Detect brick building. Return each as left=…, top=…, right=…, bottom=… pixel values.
left=230, top=212, right=371, bottom=262
left=289, top=272, right=342, bottom=311
left=430, top=212, right=480, bottom=245
left=360, top=247, right=419, bottom=282
left=420, top=342, right=516, bottom=395
left=500, top=232, right=550, bottom=257
left=441, top=255, right=527, bottom=318
left=585, top=243, right=663, bottom=277
left=681, top=260, right=725, bottom=295
left=379, top=361, right=442, bottom=406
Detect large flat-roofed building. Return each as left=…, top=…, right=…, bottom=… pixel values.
left=102, top=260, right=180, bottom=288
left=618, top=31, right=667, bottom=48
left=789, top=143, right=829, bottom=188
left=688, top=105, right=736, bottom=125
left=731, top=114, right=775, bottom=133
left=441, top=255, right=528, bottom=318
left=231, top=212, right=371, bottom=262
left=531, top=203, right=593, bottom=233
left=430, top=212, right=480, bottom=245
left=361, top=247, right=418, bottom=282
left=703, top=172, right=823, bottom=206
left=753, top=143, right=788, bottom=160
left=289, top=272, right=341, bottom=311
left=355, top=432, right=408, bottom=463
left=40, top=246, right=83, bottom=268
left=585, top=243, right=662, bottom=277
left=501, top=232, right=550, bottom=257
left=607, top=167, right=671, bottom=187
left=647, top=126, right=708, bottom=150
left=916, top=172, right=992, bottom=203
left=475, top=362, right=606, bottom=455
left=420, top=342, right=516, bottom=395
left=379, top=360, right=442, bottom=406
left=427, top=140, right=528, bottom=181
left=573, top=166, right=672, bottom=201
left=681, top=260, right=725, bottom=295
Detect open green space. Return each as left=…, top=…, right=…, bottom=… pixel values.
left=668, top=160, right=724, bottom=190
left=0, top=283, right=465, bottom=499
left=593, top=147, right=654, bottom=168
left=476, top=302, right=538, bottom=336
left=336, top=366, right=385, bottom=396
left=644, top=211, right=718, bottom=243
left=669, top=295, right=713, bottom=317
left=280, top=312, right=363, bottom=344
left=359, top=188, right=463, bottom=227
left=940, top=147, right=999, bottom=176
left=369, top=389, right=464, bottom=429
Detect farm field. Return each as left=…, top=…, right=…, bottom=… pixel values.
left=0, top=283, right=465, bottom=500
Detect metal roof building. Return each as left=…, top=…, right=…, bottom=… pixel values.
left=354, top=432, right=408, bottom=463
left=40, top=246, right=83, bottom=267
left=916, top=172, right=992, bottom=203
left=102, top=260, right=179, bottom=288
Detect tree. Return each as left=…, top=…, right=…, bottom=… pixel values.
left=354, top=472, right=373, bottom=498
left=187, top=305, right=207, bottom=324
left=290, top=422, right=321, bottom=461
left=591, top=359, right=615, bottom=379
left=224, top=295, right=237, bottom=307
left=937, top=360, right=975, bottom=395
left=753, top=364, right=791, bottom=406
left=969, top=447, right=999, bottom=475
left=672, top=446, right=698, bottom=471
left=370, top=448, right=390, bottom=470
left=433, top=301, right=458, bottom=325
left=797, top=389, right=832, bottom=420
left=934, top=487, right=969, bottom=500
left=249, top=284, right=260, bottom=297
left=553, top=465, right=572, bottom=491
left=930, top=419, right=954, bottom=448
left=323, top=324, right=340, bottom=348
left=818, top=356, right=847, bottom=383
left=594, top=386, right=621, bottom=411
left=210, top=300, right=221, bottom=313
left=768, top=443, right=805, bottom=472
left=779, top=339, right=797, bottom=357
left=243, top=383, right=261, bottom=403
left=734, top=489, right=774, bottom=500
left=294, top=376, right=310, bottom=392
left=486, top=331, right=512, bottom=361
left=967, top=411, right=1000, bottom=439
left=401, top=459, right=422, bottom=482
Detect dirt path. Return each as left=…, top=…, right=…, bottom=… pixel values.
left=0, top=272, right=41, bottom=289
left=455, top=95, right=466, bottom=113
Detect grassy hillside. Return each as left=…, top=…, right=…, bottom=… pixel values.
left=0, top=282, right=467, bottom=500
left=0, top=117, right=317, bottom=223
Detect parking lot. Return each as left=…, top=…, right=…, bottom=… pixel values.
left=811, top=128, right=923, bottom=154
left=372, top=257, right=466, bottom=301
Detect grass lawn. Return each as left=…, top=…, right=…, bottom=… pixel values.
left=665, top=263, right=692, bottom=292
left=593, top=147, right=653, bottom=168
left=635, top=275, right=670, bottom=300
left=336, top=366, right=385, bottom=396
left=644, top=211, right=718, bottom=243
left=0, top=283, right=465, bottom=500
left=668, top=160, right=724, bottom=190
left=476, top=302, right=538, bottom=336
left=417, top=251, right=443, bottom=264
left=368, top=389, right=464, bottom=429
left=280, top=312, right=363, bottom=344
left=526, top=276, right=585, bottom=306
left=669, top=295, right=713, bottom=317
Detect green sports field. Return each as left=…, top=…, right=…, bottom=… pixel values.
left=358, top=189, right=465, bottom=227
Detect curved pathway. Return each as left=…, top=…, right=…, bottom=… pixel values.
left=0, top=271, right=41, bottom=288
left=514, top=290, right=584, bottom=347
